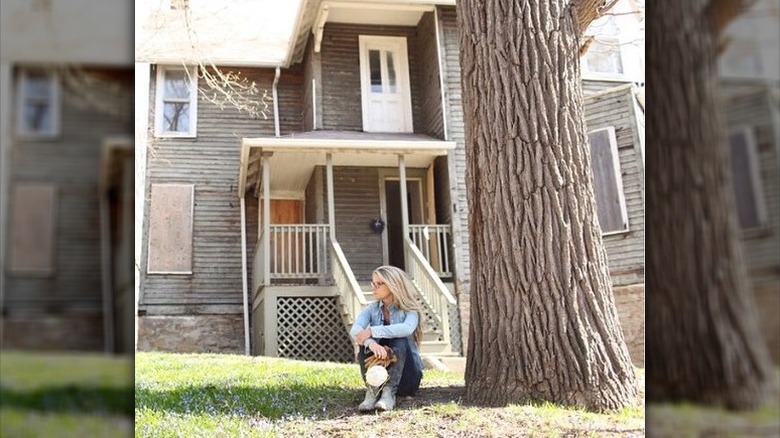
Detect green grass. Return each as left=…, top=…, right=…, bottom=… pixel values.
left=136, top=352, right=645, bottom=437
left=0, top=351, right=134, bottom=438
left=646, top=368, right=780, bottom=438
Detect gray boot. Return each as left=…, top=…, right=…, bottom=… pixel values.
left=358, top=389, right=378, bottom=411
left=374, top=387, right=396, bottom=411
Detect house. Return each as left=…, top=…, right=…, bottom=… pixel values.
left=718, top=0, right=780, bottom=364
left=0, top=0, right=135, bottom=352
left=135, top=0, right=646, bottom=365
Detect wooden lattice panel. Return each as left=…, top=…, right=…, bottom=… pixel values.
left=276, top=297, right=354, bottom=363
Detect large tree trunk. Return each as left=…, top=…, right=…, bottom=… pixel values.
left=457, top=0, right=636, bottom=411
left=646, top=0, right=772, bottom=409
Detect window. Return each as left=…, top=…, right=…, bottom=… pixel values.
left=588, top=127, right=629, bottom=234
left=358, top=36, right=412, bottom=133
left=16, top=69, right=60, bottom=137
left=10, top=183, right=56, bottom=275
left=147, top=184, right=194, bottom=274
left=728, top=127, right=767, bottom=230
left=155, top=66, right=198, bottom=137
left=582, top=37, right=624, bottom=76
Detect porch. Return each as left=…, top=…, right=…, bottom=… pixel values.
left=236, top=131, right=459, bottom=361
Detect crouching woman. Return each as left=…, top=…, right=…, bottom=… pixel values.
left=350, top=265, right=424, bottom=411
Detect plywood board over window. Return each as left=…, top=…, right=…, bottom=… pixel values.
left=147, top=184, right=194, bottom=274
left=588, top=126, right=629, bottom=234
left=10, top=183, right=56, bottom=275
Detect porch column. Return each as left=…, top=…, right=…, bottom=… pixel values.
left=326, top=152, right=336, bottom=240
left=262, top=152, right=272, bottom=286
left=398, top=154, right=409, bottom=268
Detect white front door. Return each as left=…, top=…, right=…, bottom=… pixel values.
left=359, top=36, right=413, bottom=133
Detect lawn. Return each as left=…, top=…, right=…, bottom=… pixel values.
left=0, top=351, right=134, bottom=438
left=135, top=352, right=645, bottom=437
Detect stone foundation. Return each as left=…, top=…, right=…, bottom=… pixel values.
left=137, top=315, right=244, bottom=354
left=752, top=282, right=780, bottom=365
left=1, top=313, right=104, bottom=351
left=612, top=284, right=645, bottom=368
left=454, top=283, right=645, bottom=368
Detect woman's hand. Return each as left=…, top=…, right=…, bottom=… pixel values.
left=354, top=327, right=372, bottom=345
left=368, top=342, right=387, bottom=359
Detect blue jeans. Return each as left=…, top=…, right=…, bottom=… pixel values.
left=358, top=337, right=422, bottom=396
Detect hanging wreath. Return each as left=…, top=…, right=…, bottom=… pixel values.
left=369, top=218, right=386, bottom=234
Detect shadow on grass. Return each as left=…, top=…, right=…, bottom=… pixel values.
left=135, top=383, right=468, bottom=419
left=0, top=385, right=134, bottom=416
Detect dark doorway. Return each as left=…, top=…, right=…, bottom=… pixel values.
left=384, top=179, right=422, bottom=270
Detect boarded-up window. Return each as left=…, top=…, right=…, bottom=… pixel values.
left=10, top=183, right=56, bottom=274
left=588, top=127, right=629, bottom=234
left=728, top=127, right=766, bottom=229
left=147, top=184, right=194, bottom=274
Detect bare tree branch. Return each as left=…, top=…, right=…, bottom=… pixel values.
left=576, top=0, right=620, bottom=33
left=181, top=4, right=270, bottom=119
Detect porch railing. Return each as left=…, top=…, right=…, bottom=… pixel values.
left=253, top=224, right=331, bottom=288
left=331, top=239, right=366, bottom=326
left=404, top=237, right=456, bottom=350
left=408, top=225, right=452, bottom=277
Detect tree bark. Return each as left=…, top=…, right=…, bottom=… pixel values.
left=457, top=0, right=636, bottom=411
left=646, top=0, right=772, bottom=409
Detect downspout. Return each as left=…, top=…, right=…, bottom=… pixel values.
left=240, top=195, right=249, bottom=355
left=0, top=63, right=12, bottom=347
left=273, top=67, right=281, bottom=137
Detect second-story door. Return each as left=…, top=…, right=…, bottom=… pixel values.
left=359, top=36, right=413, bottom=133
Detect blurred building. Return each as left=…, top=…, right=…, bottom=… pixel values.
left=718, top=0, right=780, bottom=363
left=0, top=0, right=134, bottom=353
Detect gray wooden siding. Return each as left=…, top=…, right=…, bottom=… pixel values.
left=583, top=79, right=636, bottom=95
left=437, top=7, right=472, bottom=297
left=416, top=12, right=445, bottom=139
left=723, top=90, right=780, bottom=288
left=4, top=67, right=133, bottom=314
left=319, top=23, right=423, bottom=132
left=309, top=166, right=384, bottom=280
left=140, top=66, right=301, bottom=311
left=301, top=34, right=322, bottom=132
left=584, top=85, right=645, bottom=286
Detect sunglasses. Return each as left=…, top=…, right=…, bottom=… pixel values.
left=370, top=281, right=386, bottom=289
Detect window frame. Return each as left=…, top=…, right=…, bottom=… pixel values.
left=154, top=65, right=198, bottom=138
left=358, top=35, right=413, bottom=133
left=728, top=125, right=768, bottom=233
left=15, top=68, right=61, bottom=139
left=580, top=35, right=628, bottom=81
left=588, top=126, right=630, bottom=236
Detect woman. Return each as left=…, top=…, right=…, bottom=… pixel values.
left=350, top=265, right=425, bottom=411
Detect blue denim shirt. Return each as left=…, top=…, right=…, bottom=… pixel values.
left=349, top=300, right=424, bottom=373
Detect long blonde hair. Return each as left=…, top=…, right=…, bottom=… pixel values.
left=373, top=265, right=425, bottom=345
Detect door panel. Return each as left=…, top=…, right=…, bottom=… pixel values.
left=359, top=36, right=412, bottom=133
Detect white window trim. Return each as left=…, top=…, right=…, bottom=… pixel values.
left=730, top=126, right=768, bottom=232
left=580, top=35, right=629, bottom=82
left=589, top=126, right=630, bottom=235
left=154, top=65, right=198, bottom=138
left=358, top=35, right=413, bottom=133
left=147, top=183, right=195, bottom=275
left=15, top=68, right=61, bottom=139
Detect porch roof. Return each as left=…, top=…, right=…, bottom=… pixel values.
left=238, top=130, right=455, bottom=197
